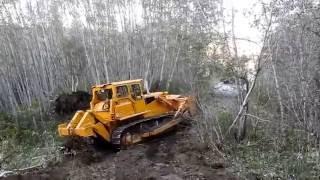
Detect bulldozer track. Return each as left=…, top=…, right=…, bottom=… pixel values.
left=111, top=114, right=174, bottom=150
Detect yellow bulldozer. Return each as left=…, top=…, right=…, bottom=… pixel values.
left=58, top=79, right=190, bottom=149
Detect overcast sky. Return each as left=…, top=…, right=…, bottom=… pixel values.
left=223, top=0, right=266, bottom=55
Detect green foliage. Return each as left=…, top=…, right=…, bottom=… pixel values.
left=223, top=61, right=235, bottom=78
left=0, top=110, right=62, bottom=170
left=228, top=126, right=320, bottom=179
left=217, top=111, right=233, bottom=133
left=255, top=90, right=269, bottom=107
left=167, top=79, right=191, bottom=94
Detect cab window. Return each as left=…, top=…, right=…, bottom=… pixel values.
left=96, top=89, right=113, bottom=101
left=131, top=84, right=142, bottom=98
left=116, top=85, right=129, bottom=98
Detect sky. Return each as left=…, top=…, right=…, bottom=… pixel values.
left=223, top=0, right=265, bottom=56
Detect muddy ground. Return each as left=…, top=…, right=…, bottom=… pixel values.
left=1, top=125, right=238, bottom=180
left=1, top=87, right=241, bottom=180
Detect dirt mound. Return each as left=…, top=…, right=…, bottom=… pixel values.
left=54, top=91, right=91, bottom=115
left=1, top=126, right=238, bottom=180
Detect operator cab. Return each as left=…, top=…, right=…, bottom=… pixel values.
left=91, top=79, right=146, bottom=113
left=91, top=87, right=113, bottom=111
left=96, top=89, right=113, bottom=101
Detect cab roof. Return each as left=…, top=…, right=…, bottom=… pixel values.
left=93, top=79, right=143, bottom=88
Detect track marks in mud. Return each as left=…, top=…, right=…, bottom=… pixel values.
left=1, top=127, right=238, bottom=180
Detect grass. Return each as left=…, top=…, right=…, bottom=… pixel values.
left=217, top=111, right=233, bottom=133
left=227, top=127, right=320, bottom=179
left=0, top=110, right=63, bottom=170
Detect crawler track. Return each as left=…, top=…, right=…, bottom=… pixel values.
left=111, top=113, right=185, bottom=150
